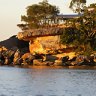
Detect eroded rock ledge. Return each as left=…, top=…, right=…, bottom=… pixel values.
left=17, top=27, right=64, bottom=40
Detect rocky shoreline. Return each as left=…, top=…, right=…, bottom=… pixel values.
left=0, top=46, right=96, bottom=69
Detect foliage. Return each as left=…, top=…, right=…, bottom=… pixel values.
left=18, top=0, right=59, bottom=29
left=69, top=0, right=86, bottom=14
left=61, top=3, right=96, bottom=54
left=60, top=27, right=80, bottom=45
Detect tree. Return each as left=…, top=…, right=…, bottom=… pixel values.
left=61, top=3, right=96, bottom=55
left=60, top=27, right=80, bottom=45
left=17, top=0, right=59, bottom=29
left=79, top=3, right=96, bottom=50
left=69, top=0, right=86, bottom=14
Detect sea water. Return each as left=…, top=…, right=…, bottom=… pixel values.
left=0, top=66, right=96, bottom=96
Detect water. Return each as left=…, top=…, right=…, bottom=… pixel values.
left=0, top=66, right=96, bottom=96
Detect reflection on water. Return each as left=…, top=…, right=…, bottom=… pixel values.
left=0, top=66, right=96, bottom=96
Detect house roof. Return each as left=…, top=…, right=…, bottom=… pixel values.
left=45, top=14, right=82, bottom=19
left=56, top=14, right=82, bottom=19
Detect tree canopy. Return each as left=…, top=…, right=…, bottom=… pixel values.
left=69, top=0, right=86, bottom=14
left=17, top=0, right=59, bottom=30
left=61, top=3, right=96, bottom=55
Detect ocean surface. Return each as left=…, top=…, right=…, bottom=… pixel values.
left=0, top=66, right=96, bottom=96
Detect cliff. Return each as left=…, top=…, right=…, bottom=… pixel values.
left=17, top=27, right=66, bottom=54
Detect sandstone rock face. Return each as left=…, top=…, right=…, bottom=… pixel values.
left=29, top=36, right=63, bottom=54
left=17, top=27, right=66, bottom=54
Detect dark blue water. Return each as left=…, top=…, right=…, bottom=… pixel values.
left=0, top=66, right=96, bottom=96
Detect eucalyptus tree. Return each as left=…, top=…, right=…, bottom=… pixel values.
left=69, top=0, right=86, bottom=14
left=79, top=3, right=96, bottom=50
left=17, top=0, right=59, bottom=29
left=61, top=3, right=96, bottom=55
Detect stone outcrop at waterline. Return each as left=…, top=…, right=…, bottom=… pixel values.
left=16, top=27, right=96, bottom=67
left=0, top=46, right=96, bottom=67
left=17, top=27, right=66, bottom=54
left=0, top=27, right=96, bottom=68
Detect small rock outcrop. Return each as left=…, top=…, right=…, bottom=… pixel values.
left=0, top=35, right=29, bottom=53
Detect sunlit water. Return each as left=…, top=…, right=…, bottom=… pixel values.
left=0, top=66, right=96, bottom=96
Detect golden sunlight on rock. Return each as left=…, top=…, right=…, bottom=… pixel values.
left=0, top=46, right=7, bottom=52
left=29, top=36, right=63, bottom=54
left=29, top=40, right=45, bottom=54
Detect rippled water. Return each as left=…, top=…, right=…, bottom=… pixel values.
left=0, top=66, right=96, bottom=96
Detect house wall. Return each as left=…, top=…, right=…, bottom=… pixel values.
left=29, top=35, right=65, bottom=54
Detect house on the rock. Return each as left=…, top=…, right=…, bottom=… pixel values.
left=17, top=14, right=81, bottom=54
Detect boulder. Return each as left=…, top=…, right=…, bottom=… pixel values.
left=54, top=59, right=62, bottom=66
left=0, top=52, right=5, bottom=65
left=33, top=59, right=47, bottom=66
left=13, top=49, right=22, bottom=65
left=21, top=53, right=35, bottom=65
left=62, top=56, right=69, bottom=63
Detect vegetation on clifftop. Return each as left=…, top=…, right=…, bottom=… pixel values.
left=69, top=0, right=86, bottom=14
left=60, top=3, right=96, bottom=55
left=17, top=0, right=59, bottom=29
